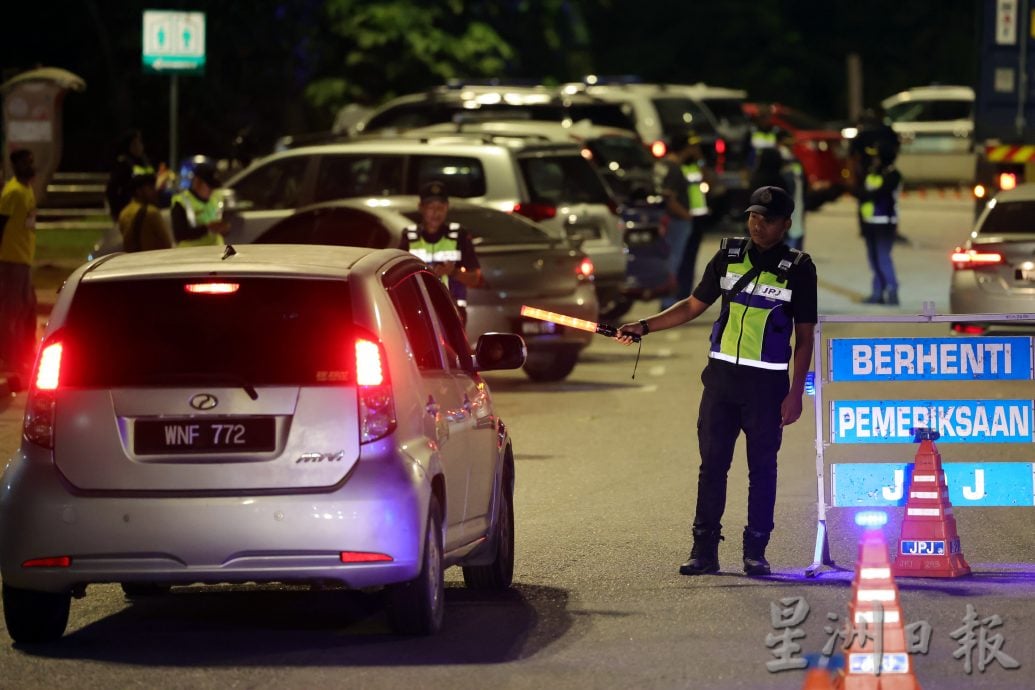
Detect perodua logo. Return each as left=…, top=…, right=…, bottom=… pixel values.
left=189, top=393, right=219, bottom=411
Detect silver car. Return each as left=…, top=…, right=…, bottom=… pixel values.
left=254, top=196, right=598, bottom=382
left=950, top=184, right=1035, bottom=331
left=0, top=245, right=526, bottom=642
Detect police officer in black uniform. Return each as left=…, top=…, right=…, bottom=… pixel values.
left=616, top=186, right=817, bottom=577
left=399, top=180, right=483, bottom=324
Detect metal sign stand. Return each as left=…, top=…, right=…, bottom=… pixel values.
left=805, top=302, right=1035, bottom=577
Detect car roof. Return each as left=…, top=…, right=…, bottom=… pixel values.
left=403, top=119, right=638, bottom=143
left=284, top=134, right=584, bottom=156
left=989, top=183, right=1035, bottom=203
left=882, top=85, right=975, bottom=107
left=79, top=244, right=408, bottom=282
left=565, top=81, right=748, bottom=100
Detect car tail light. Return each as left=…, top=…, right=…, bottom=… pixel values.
left=340, top=551, right=393, bottom=563
left=951, top=248, right=1003, bottom=269
left=22, top=556, right=71, bottom=568
left=24, top=340, right=63, bottom=448
left=512, top=202, right=557, bottom=223
left=184, top=282, right=240, bottom=294
left=355, top=336, right=396, bottom=443
left=998, top=172, right=1018, bottom=191
left=952, top=323, right=987, bottom=335
left=577, top=257, right=595, bottom=279
left=650, top=140, right=667, bottom=158
left=714, top=138, right=727, bottom=155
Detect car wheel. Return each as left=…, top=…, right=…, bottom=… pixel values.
left=522, top=348, right=579, bottom=382
left=462, top=467, right=515, bottom=590
left=387, top=495, right=444, bottom=635
left=2, top=584, right=71, bottom=644
left=121, top=583, right=172, bottom=598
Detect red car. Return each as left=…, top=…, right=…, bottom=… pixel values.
left=743, top=102, right=849, bottom=204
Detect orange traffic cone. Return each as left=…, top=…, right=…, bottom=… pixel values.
left=892, top=428, right=971, bottom=578
left=837, top=512, right=921, bottom=690
left=802, top=667, right=837, bottom=690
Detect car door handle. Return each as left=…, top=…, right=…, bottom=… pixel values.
left=426, top=396, right=440, bottom=416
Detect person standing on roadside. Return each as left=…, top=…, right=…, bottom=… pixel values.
left=857, top=142, right=903, bottom=305
left=171, top=162, right=230, bottom=247
left=105, top=129, right=155, bottom=222
left=615, top=186, right=817, bottom=578
left=0, top=149, right=39, bottom=379
left=118, top=173, right=174, bottom=252
left=399, top=180, right=483, bottom=325
left=659, top=132, right=697, bottom=310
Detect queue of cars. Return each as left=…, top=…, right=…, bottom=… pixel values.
left=0, top=245, right=527, bottom=641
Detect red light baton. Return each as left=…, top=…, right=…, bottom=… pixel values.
left=520, top=305, right=641, bottom=342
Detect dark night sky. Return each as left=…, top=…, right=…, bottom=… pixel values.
left=3, top=1, right=980, bottom=170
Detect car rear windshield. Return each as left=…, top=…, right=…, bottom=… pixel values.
left=518, top=155, right=613, bottom=205
left=653, top=97, right=713, bottom=136
left=401, top=207, right=553, bottom=246
left=700, top=98, right=750, bottom=126
left=886, top=99, right=973, bottom=123
left=60, top=278, right=355, bottom=387
left=979, top=200, right=1035, bottom=235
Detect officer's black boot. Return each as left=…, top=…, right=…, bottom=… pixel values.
left=742, top=528, right=772, bottom=576
left=885, top=289, right=900, bottom=306
left=679, top=528, right=723, bottom=575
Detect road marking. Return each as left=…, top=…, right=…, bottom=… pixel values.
left=648, top=366, right=666, bottom=377
left=818, top=276, right=865, bottom=302
left=635, top=384, right=658, bottom=393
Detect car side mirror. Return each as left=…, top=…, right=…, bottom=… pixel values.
left=474, top=332, right=526, bottom=371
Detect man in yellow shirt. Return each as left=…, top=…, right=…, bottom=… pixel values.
left=0, top=149, right=38, bottom=379
left=118, top=173, right=173, bottom=252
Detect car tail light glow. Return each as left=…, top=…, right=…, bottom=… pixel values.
left=24, top=340, right=63, bottom=448
left=577, top=257, right=595, bottom=278
left=951, top=248, right=1004, bottom=269
left=512, top=202, right=557, bottom=223
left=22, top=556, right=71, bottom=568
left=650, top=140, right=667, bottom=158
left=184, top=282, right=240, bottom=294
left=715, top=138, right=727, bottom=154
left=952, top=324, right=987, bottom=335
left=998, top=172, right=1018, bottom=191
left=355, top=336, right=396, bottom=443
left=340, top=551, right=393, bottom=563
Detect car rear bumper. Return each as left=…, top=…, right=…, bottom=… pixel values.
left=0, top=447, right=427, bottom=593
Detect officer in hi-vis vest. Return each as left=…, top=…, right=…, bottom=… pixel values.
left=171, top=162, right=229, bottom=247
left=616, top=186, right=817, bottom=578
left=399, top=180, right=482, bottom=324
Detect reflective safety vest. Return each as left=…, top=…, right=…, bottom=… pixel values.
left=860, top=172, right=899, bottom=225
left=172, top=189, right=224, bottom=247
left=405, top=223, right=467, bottom=305
left=682, top=163, right=709, bottom=217
left=131, top=163, right=155, bottom=177
left=751, top=129, right=778, bottom=151
left=709, top=238, right=806, bottom=371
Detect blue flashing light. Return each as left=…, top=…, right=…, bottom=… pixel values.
left=855, top=511, right=888, bottom=528
left=804, top=371, right=815, bottom=396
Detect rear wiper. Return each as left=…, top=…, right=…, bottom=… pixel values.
left=143, top=372, right=259, bottom=400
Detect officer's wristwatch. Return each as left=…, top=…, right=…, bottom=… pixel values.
left=639, top=319, right=650, bottom=335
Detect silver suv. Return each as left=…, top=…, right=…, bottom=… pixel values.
left=221, top=135, right=628, bottom=314
left=0, top=244, right=526, bottom=641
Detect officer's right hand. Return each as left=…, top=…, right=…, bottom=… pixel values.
left=614, top=321, right=643, bottom=346
left=209, top=219, right=231, bottom=235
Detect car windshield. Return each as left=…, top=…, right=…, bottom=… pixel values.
left=565, top=103, right=637, bottom=130
left=61, top=278, right=354, bottom=387
left=886, top=99, right=973, bottom=123
left=652, top=97, right=713, bottom=136
left=401, top=207, right=553, bottom=246
left=700, top=98, right=751, bottom=126
left=978, top=200, right=1035, bottom=235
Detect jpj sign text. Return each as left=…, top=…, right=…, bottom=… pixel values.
left=829, top=337, right=1033, bottom=382
left=831, top=462, right=1035, bottom=507
left=832, top=399, right=1033, bottom=443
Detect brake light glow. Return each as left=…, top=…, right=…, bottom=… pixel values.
left=951, top=248, right=1003, bottom=269
left=998, top=172, right=1018, bottom=191
left=952, top=324, right=987, bottom=335
left=650, top=140, right=667, bottom=158
left=35, top=342, right=63, bottom=390
left=355, top=339, right=385, bottom=386
left=578, top=257, right=595, bottom=278
left=512, top=202, right=557, bottom=223
left=22, top=556, right=71, bottom=568
left=715, top=138, right=727, bottom=154
left=355, top=336, right=396, bottom=443
left=184, top=282, right=240, bottom=294
left=340, top=551, right=393, bottom=563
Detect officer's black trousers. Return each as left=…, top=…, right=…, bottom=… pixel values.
left=692, top=363, right=789, bottom=535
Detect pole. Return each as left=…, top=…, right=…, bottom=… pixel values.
left=846, top=52, right=863, bottom=123
left=169, top=73, right=179, bottom=173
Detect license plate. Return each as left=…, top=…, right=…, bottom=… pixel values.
left=565, top=224, right=601, bottom=241
left=135, top=417, right=276, bottom=455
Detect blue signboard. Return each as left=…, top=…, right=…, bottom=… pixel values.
left=832, top=399, right=1032, bottom=443
left=831, top=462, right=1035, bottom=507
left=829, top=337, right=1032, bottom=382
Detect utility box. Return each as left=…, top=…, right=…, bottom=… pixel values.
left=0, top=67, right=86, bottom=204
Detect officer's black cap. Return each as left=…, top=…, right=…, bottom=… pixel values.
left=193, top=162, right=221, bottom=188
left=419, top=179, right=449, bottom=204
left=745, top=186, right=794, bottom=219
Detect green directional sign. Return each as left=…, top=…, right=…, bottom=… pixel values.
left=142, top=10, right=206, bottom=74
